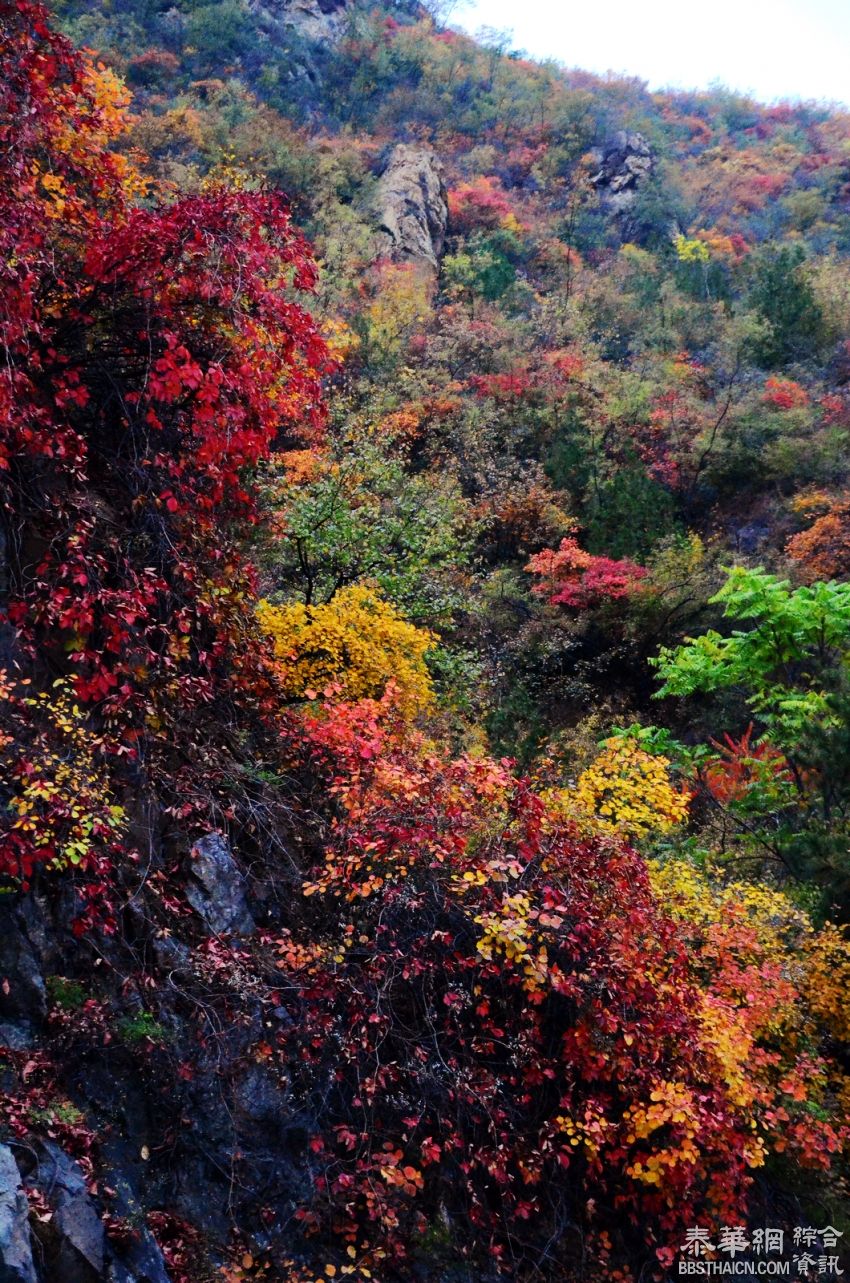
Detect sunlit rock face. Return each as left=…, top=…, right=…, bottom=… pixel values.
left=373, top=143, right=449, bottom=272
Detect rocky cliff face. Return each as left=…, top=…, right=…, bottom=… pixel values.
left=372, top=144, right=448, bottom=272
left=249, top=0, right=352, bottom=44
left=271, top=0, right=351, bottom=44
left=588, top=130, right=655, bottom=217
left=0, top=1132, right=174, bottom=1283
left=0, top=836, right=315, bottom=1283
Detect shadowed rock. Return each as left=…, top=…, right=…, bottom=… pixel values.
left=0, top=1145, right=36, bottom=1283
left=0, top=903, right=46, bottom=1026
left=37, top=1142, right=105, bottom=1283
left=589, top=131, right=655, bottom=215
left=185, top=834, right=255, bottom=936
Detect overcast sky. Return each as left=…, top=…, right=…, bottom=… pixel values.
left=455, top=0, right=850, bottom=107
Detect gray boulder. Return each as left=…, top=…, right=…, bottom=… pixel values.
left=589, top=130, right=655, bottom=216
left=0, top=1024, right=36, bottom=1052
left=0, top=1145, right=36, bottom=1283
left=38, top=1142, right=104, bottom=1283
left=185, top=834, right=254, bottom=936
left=373, top=144, right=448, bottom=272
left=732, top=521, right=770, bottom=554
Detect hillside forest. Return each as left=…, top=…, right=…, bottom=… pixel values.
left=2, top=0, right=850, bottom=1279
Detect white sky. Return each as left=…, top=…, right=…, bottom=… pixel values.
left=454, top=0, right=850, bottom=107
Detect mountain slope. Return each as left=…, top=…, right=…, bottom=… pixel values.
left=0, top=2, right=849, bottom=1281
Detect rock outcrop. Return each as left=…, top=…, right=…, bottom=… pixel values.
left=246, top=0, right=351, bottom=85
left=185, top=833, right=255, bottom=936
left=373, top=144, right=448, bottom=273
left=0, top=1136, right=173, bottom=1283
left=35, top=1143, right=105, bottom=1283
left=589, top=130, right=655, bottom=216
left=271, top=0, right=351, bottom=44
left=0, top=1146, right=37, bottom=1283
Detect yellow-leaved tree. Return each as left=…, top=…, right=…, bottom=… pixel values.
left=650, top=858, right=850, bottom=1147
left=256, top=585, right=434, bottom=715
left=543, top=736, right=690, bottom=838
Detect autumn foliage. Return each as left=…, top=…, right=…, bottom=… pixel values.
left=0, top=0, right=330, bottom=863
left=279, top=700, right=848, bottom=1279
left=787, top=494, right=850, bottom=580
left=526, top=535, right=648, bottom=609
left=1, top=4, right=850, bottom=1282
left=570, top=737, right=690, bottom=837
left=257, top=585, right=434, bottom=714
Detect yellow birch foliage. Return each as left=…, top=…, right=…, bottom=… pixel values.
left=256, top=585, right=434, bottom=715
left=566, top=737, right=690, bottom=837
